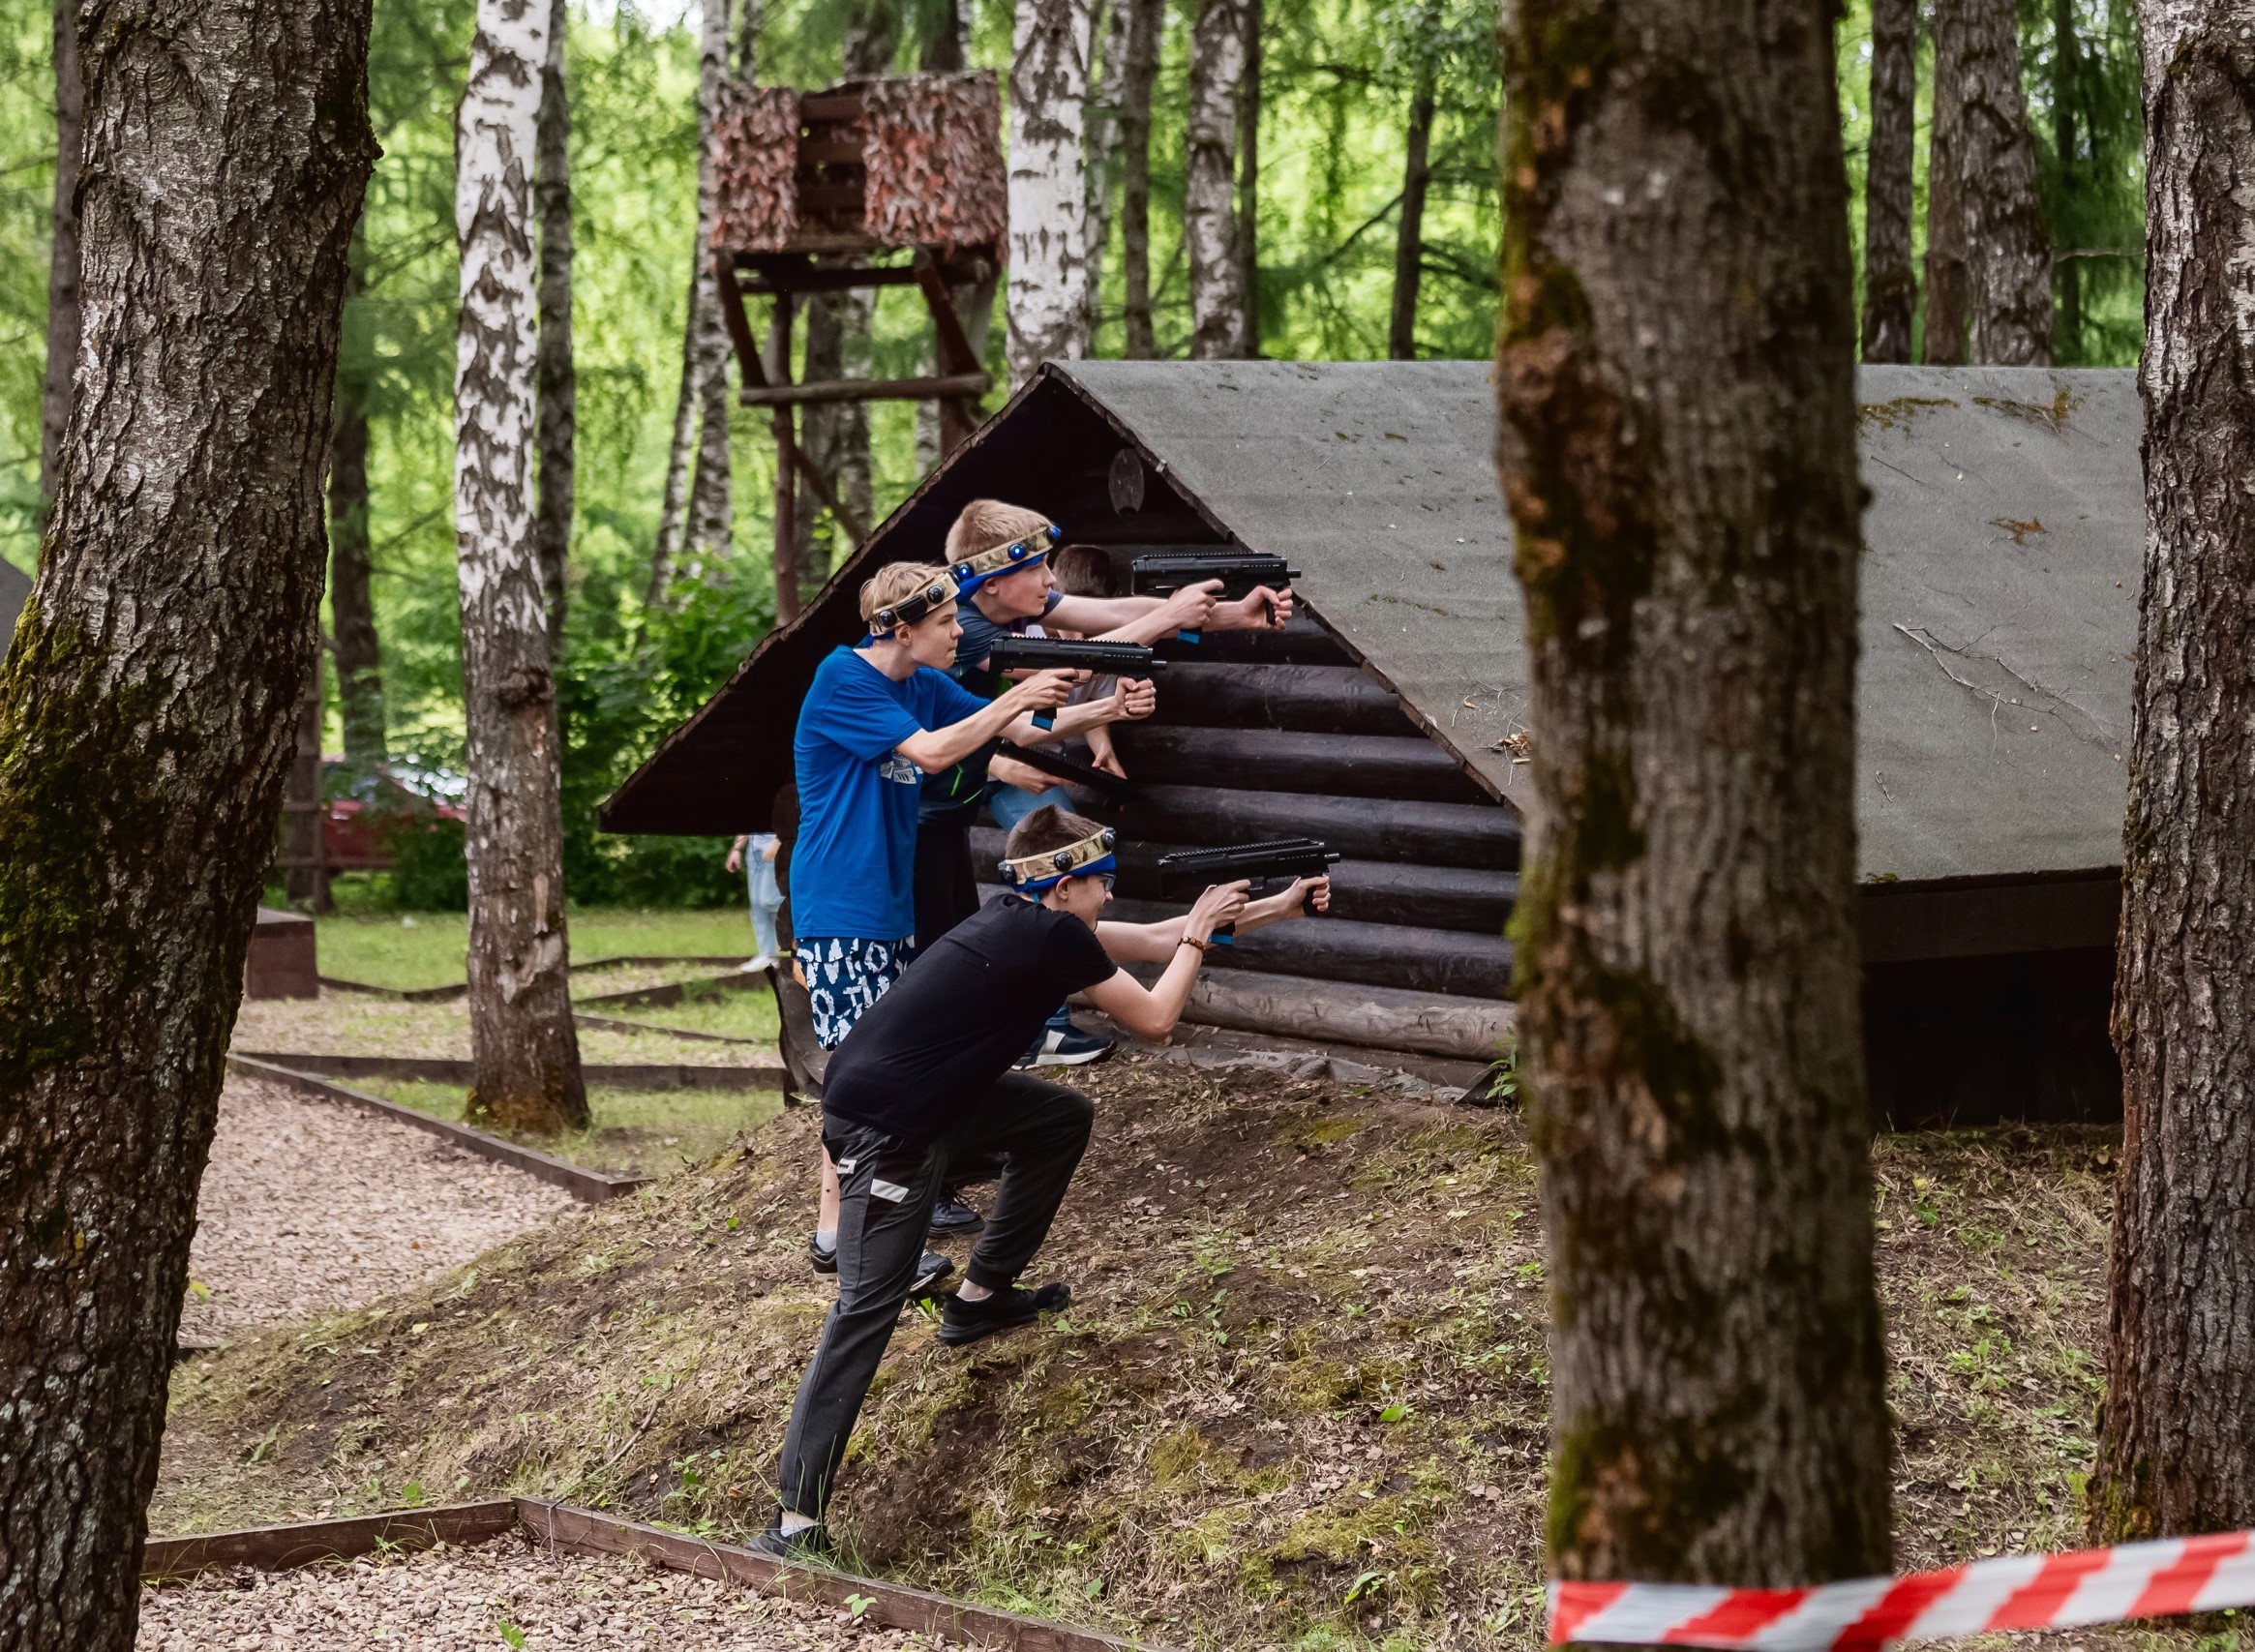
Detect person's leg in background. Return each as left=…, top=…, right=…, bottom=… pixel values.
left=987, top=785, right=1115, bottom=1070
left=747, top=840, right=782, bottom=970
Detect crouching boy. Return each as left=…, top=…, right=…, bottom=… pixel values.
left=757, top=806, right=1330, bottom=1559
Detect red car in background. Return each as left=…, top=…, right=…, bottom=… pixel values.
left=321, top=761, right=466, bottom=871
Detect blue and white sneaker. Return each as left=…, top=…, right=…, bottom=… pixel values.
left=1020, top=1021, right=1115, bottom=1069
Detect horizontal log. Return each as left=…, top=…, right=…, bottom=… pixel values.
left=1112, top=726, right=1489, bottom=803
left=1146, top=663, right=1414, bottom=736
left=1096, top=898, right=1511, bottom=997
left=233, top=1052, right=786, bottom=1092
left=144, top=1503, right=520, bottom=1582
left=1092, top=962, right=1517, bottom=1063
left=1153, top=615, right=1355, bottom=667
left=740, top=371, right=990, bottom=408
left=734, top=255, right=992, bottom=295
left=972, top=828, right=1518, bottom=932
left=1104, top=784, right=1519, bottom=870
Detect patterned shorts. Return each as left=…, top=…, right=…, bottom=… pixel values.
left=795, top=936, right=917, bottom=1049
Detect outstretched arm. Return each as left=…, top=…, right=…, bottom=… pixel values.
left=1096, top=876, right=1330, bottom=964
left=1083, top=883, right=1248, bottom=1039
left=893, top=670, right=1075, bottom=772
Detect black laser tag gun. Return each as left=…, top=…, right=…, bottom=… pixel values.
left=1156, top=837, right=1339, bottom=941
left=988, top=635, right=1165, bottom=732
left=1129, top=551, right=1300, bottom=641
left=1007, top=742, right=1135, bottom=803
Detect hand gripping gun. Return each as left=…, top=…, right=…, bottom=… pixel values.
left=987, top=635, right=1165, bottom=734
left=1156, top=837, right=1339, bottom=941
left=1129, top=551, right=1301, bottom=641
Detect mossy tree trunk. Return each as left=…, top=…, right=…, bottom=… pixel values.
left=455, top=0, right=588, bottom=1135
left=2090, top=3, right=2255, bottom=1545
left=1493, top=0, right=1892, bottom=1590
left=1861, top=0, right=1916, bottom=362
left=0, top=0, right=373, bottom=1637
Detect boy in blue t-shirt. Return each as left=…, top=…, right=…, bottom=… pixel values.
left=791, top=561, right=1078, bottom=1281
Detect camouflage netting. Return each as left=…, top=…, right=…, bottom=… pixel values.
left=711, top=82, right=801, bottom=252
left=709, top=72, right=1007, bottom=255
left=859, top=71, right=1007, bottom=251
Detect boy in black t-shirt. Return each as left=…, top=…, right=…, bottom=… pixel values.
left=758, top=806, right=1330, bottom=1560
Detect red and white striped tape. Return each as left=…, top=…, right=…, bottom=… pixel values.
left=1549, top=1530, right=2255, bottom=1650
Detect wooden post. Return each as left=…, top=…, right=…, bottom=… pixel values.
left=768, top=293, right=798, bottom=625
left=914, top=248, right=983, bottom=456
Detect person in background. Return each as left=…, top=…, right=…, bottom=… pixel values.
left=725, top=830, right=784, bottom=972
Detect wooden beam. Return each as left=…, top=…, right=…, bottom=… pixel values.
left=713, top=255, right=761, bottom=384
left=913, top=248, right=986, bottom=455
left=143, top=1504, right=520, bottom=1581
left=734, top=255, right=992, bottom=296
left=231, top=1050, right=787, bottom=1092
left=787, top=444, right=870, bottom=545
left=739, top=370, right=990, bottom=409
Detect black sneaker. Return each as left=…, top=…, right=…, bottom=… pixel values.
left=750, top=1521, right=834, bottom=1565
left=808, top=1233, right=837, bottom=1275
left=928, top=1189, right=984, bottom=1236
left=938, top=1281, right=1071, bottom=1346
left=912, top=1250, right=954, bottom=1296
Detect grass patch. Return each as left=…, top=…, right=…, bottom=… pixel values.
left=359, top=1079, right=783, bottom=1178
left=590, top=976, right=781, bottom=1043
left=316, top=908, right=760, bottom=992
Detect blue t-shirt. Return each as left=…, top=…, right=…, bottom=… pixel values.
left=794, top=646, right=988, bottom=940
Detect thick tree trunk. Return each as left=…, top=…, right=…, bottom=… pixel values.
left=455, top=0, right=587, bottom=1136
left=1185, top=0, right=1249, bottom=359
left=1007, top=0, right=1094, bottom=385
left=2090, top=5, right=2255, bottom=1546
left=1860, top=0, right=1916, bottom=362
left=330, top=248, right=386, bottom=768
left=1954, top=0, right=2052, bottom=363
left=2051, top=0, right=2081, bottom=358
left=1085, top=0, right=1128, bottom=341
left=1119, top=0, right=1161, bottom=358
left=1924, top=6, right=1968, bottom=364
left=1236, top=0, right=1261, bottom=357
left=1494, top=0, right=1892, bottom=1591
left=39, top=0, right=81, bottom=504
left=684, top=0, right=735, bottom=571
left=0, top=0, right=372, bottom=1639
left=1388, top=74, right=1435, bottom=361
left=534, top=0, right=575, bottom=653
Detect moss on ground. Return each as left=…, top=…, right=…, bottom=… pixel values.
left=155, top=1064, right=2160, bottom=1652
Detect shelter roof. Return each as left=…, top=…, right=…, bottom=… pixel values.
left=605, top=362, right=2141, bottom=888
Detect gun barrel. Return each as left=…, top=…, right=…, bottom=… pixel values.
left=987, top=637, right=1166, bottom=675
left=1155, top=837, right=1341, bottom=882
left=1129, top=553, right=1302, bottom=598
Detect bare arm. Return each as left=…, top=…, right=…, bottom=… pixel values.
left=1096, top=876, right=1330, bottom=963
left=1083, top=884, right=1248, bottom=1039
left=999, top=676, right=1156, bottom=746
left=894, top=670, right=1075, bottom=773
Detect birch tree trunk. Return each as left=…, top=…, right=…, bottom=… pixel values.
left=1955, top=0, right=2051, bottom=363
left=1236, top=0, right=1261, bottom=357
left=534, top=0, right=575, bottom=652
left=1007, top=0, right=1094, bottom=386
left=330, top=297, right=386, bottom=766
left=646, top=257, right=699, bottom=608
left=2090, top=0, right=2255, bottom=1545
left=1860, top=0, right=1916, bottom=362
left=1389, top=73, right=1435, bottom=361
left=1085, top=0, right=1128, bottom=341
left=684, top=0, right=736, bottom=570
left=1185, top=0, right=1249, bottom=359
left=0, top=0, right=372, bottom=1638
left=39, top=0, right=81, bottom=504
left=1494, top=0, right=1892, bottom=1590
left=1119, top=0, right=1162, bottom=358
left=1923, top=6, right=1968, bottom=364
left=455, top=0, right=587, bottom=1135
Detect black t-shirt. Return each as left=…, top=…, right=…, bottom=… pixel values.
left=822, top=896, right=1120, bottom=1145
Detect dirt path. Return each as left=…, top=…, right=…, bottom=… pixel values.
left=180, top=1077, right=576, bottom=1343
left=136, top=1531, right=932, bottom=1650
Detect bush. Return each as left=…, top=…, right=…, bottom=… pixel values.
left=383, top=813, right=470, bottom=911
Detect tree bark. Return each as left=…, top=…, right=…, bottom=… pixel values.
left=914, top=0, right=991, bottom=469
left=1954, top=0, right=2052, bottom=363
left=1924, top=2, right=1968, bottom=364
left=0, top=0, right=372, bottom=1639
left=2090, top=2, right=2255, bottom=1546
left=646, top=256, right=700, bottom=609
left=1860, top=0, right=1916, bottom=362
left=1185, top=0, right=1249, bottom=359
left=1085, top=0, right=1128, bottom=342
left=39, top=0, right=82, bottom=505
left=2051, top=0, right=2081, bottom=359
left=737, top=0, right=764, bottom=73
left=330, top=244, right=386, bottom=768
left=1494, top=0, right=1892, bottom=1590
left=1236, top=0, right=1262, bottom=357
left=534, top=0, right=575, bottom=653
left=1388, top=73, right=1435, bottom=361
left=1119, top=0, right=1162, bottom=358
left=684, top=0, right=736, bottom=571
left=454, top=0, right=587, bottom=1136
left=283, top=653, right=331, bottom=910
left=1007, top=0, right=1095, bottom=385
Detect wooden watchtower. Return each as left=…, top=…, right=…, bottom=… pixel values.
left=708, top=71, right=1007, bottom=620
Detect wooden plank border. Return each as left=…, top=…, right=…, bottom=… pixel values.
left=141, top=1502, right=518, bottom=1580
left=225, top=1055, right=650, bottom=1204
left=141, top=1499, right=1161, bottom=1652
left=234, top=1052, right=788, bottom=1093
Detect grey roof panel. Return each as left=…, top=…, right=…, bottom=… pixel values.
left=1059, top=360, right=2140, bottom=886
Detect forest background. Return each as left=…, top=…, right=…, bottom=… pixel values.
left=0, top=0, right=2145, bottom=908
